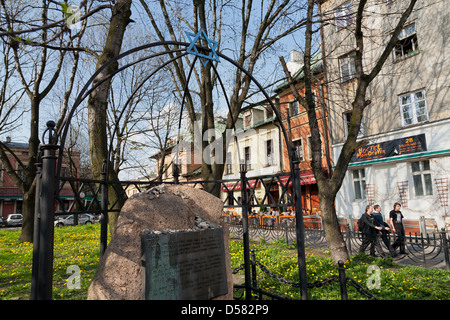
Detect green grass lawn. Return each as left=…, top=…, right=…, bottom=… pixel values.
left=230, top=239, right=450, bottom=300
left=0, top=224, right=102, bottom=300
left=1, top=225, right=449, bottom=300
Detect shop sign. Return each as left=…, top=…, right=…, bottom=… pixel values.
left=350, top=134, right=427, bottom=163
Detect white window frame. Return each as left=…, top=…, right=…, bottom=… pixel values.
left=290, top=100, right=299, bottom=116
left=307, top=134, right=324, bottom=160
left=339, top=51, right=356, bottom=82
left=352, top=168, right=366, bottom=200
left=292, top=138, right=304, bottom=162
left=411, top=160, right=433, bottom=197
left=226, top=152, right=233, bottom=175
left=244, top=146, right=251, bottom=171
left=399, top=90, right=428, bottom=126
left=335, top=1, right=353, bottom=31
left=266, top=139, right=274, bottom=167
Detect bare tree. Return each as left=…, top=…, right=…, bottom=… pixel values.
left=87, top=0, right=133, bottom=230
left=0, top=0, right=95, bottom=242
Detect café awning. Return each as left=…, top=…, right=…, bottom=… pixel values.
left=221, top=180, right=260, bottom=192
left=278, top=171, right=316, bottom=187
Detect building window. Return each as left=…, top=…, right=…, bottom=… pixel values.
left=394, top=24, right=419, bottom=61
left=352, top=169, right=366, bottom=200
left=399, top=90, right=428, bottom=126
left=244, top=146, right=251, bottom=171
left=307, top=135, right=324, bottom=160
left=290, top=100, right=299, bottom=116
left=343, top=111, right=364, bottom=137
left=339, top=51, right=356, bottom=82
left=266, top=139, right=274, bottom=166
left=226, top=152, right=233, bottom=175
left=292, top=139, right=304, bottom=162
left=265, top=106, right=274, bottom=120
left=335, top=1, right=353, bottom=31
left=244, top=113, right=252, bottom=128
left=411, top=160, right=432, bottom=196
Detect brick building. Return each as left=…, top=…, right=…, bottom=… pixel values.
left=0, top=137, right=80, bottom=220
left=274, top=50, right=332, bottom=213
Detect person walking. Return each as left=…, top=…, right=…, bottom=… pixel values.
left=389, top=202, right=407, bottom=254
left=373, top=204, right=397, bottom=257
left=358, top=205, right=385, bottom=257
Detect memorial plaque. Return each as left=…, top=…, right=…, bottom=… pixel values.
left=141, top=228, right=228, bottom=300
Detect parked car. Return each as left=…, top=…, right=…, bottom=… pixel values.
left=0, top=216, right=3, bottom=227
left=6, top=214, right=23, bottom=227
left=54, top=214, right=96, bottom=227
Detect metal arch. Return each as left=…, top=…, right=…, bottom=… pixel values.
left=55, top=40, right=296, bottom=180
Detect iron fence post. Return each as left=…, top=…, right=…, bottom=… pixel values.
left=240, top=164, right=252, bottom=300
left=250, top=249, right=260, bottom=299
left=441, top=228, right=450, bottom=270
left=338, top=260, right=348, bottom=300
left=30, top=153, right=42, bottom=300
left=173, top=163, right=180, bottom=184
left=292, top=147, right=308, bottom=300
left=100, top=159, right=108, bottom=257
left=285, top=222, right=290, bottom=245
left=36, top=121, right=58, bottom=300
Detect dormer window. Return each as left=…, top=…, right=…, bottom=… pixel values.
left=244, top=113, right=252, bottom=128
left=265, top=106, right=274, bottom=120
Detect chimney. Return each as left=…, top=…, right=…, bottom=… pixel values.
left=6, top=136, right=11, bottom=143
left=286, top=50, right=303, bottom=75
left=290, top=50, right=303, bottom=63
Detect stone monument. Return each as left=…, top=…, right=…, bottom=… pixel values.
left=87, top=184, right=233, bottom=300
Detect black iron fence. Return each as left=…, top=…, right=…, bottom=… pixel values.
left=232, top=249, right=378, bottom=300
left=224, top=219, right=450, bottom=270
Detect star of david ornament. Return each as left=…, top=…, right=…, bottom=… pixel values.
left=185, top=29, right=220, bottom=67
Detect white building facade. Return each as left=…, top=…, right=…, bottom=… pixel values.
left=319, top=0, right=450, bottom=229
left=222, top=104, right=284, bottom=211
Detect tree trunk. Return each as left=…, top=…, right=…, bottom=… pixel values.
left=87, top=0, right=132, bottom=231
left=18, top=96, right=40, bottom=243
left=18, top=188, right=35, bottom=243
left=318, top=191, right=349, bottom=263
